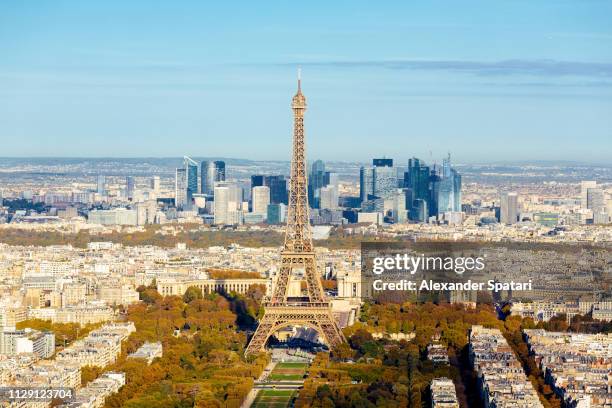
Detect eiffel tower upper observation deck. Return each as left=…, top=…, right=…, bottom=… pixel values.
left=244, top=72, right=346, bottom=356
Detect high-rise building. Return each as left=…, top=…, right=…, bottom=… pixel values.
left=201, top=161, right=226, bottom=196
left=580, top=181, right=597, bottom=209
left=308, top=160, right=326, bottom=208
left=175, top=157, right=198, bottom=210
left=213, top=182, right=241, bottom=225
left=185, top=157, right=198, bottom=207
left=586, top=187, right=605, bottom=213
left=372, top=158, right=393, bottom=167
left=433, top=155, right=462, bottom=216
left=252, top=186, right=270, bottom=216
left=126, top=176, right=135, bottom=200
left=150, top=176, right=160, bottom=194
left=136, top=200, right=158, bottom=225
left=96, top=175, right=106, bottom=196
left=500, top=192, right=519, bottom=225
left=593, top=211, right=610, bottom=225
left=390, top=189, right=407, bottom=223
left=250, top=175, right=288, bottom=205
left=404, top=156, right=461, bottom=221
left=324, top=172, right=339, bottom=188
left=319, top=185, right=339, bottom=210
left=251, top=175, right=265, bottom=189
left=267, top=175, right=288, bottom=204
left=410, top=198, right=429, bottom=222
left=360, top=158, right=398, bottom=203
left=213, top=184, right=230, bottom=225
left=373, top=165, right=398, bottom=200
left=405, top=158, right=430, bottom=203
left=175, top=168, right=187, bottom=209
left=359, top=167, right=374, bottom=202
left=267, top=203, right=286, bottom=224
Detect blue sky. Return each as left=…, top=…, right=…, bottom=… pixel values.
left=1, top=0, right=611, bottom=163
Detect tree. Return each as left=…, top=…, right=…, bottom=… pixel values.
left=183, top=286, right=203, bottom=303
left=332, top=343, right=355, bottom=361
left=140, top=288, right=162, bottom=305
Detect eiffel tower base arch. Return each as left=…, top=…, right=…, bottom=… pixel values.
left=244, top=304, right=346, bottom=355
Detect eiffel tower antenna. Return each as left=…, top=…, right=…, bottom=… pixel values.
left=245, top=73, right=346, bottom=356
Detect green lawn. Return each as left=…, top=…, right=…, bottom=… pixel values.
left=252, top=389, right=296, bottom=408
left=267, top=361, right=309, bottom=382
left=268, top=373, right=305, bottom=381
left=275, top=362, right=309, bottom=369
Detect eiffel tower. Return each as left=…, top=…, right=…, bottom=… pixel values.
left=244, top=72, right=346, bottom=356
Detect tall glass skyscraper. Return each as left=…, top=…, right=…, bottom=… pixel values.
left=266, top=175, right=288, bottom=205
left=250, top=175, right=288, bottom=205
left=201, top=160, right=226, bottom=196
left=126, top=176, right=135, bottom=200
left=360, top=158, right=398, bottom=203
left=308, top=160, right=326, bottom=208
left=373, top=165, right=397, bottom=199
left=185, top=157, right=198, bottom=207
left=359, top=167, right=374, bottom=202
left=175, top=156, right=198, bottom=210
left=175, top=168, right=187, bottom=209
left=96, top=174, right=106, bottom=195
left=405, top=155, right=461, bottom=221
left=432, top=155, right=461, bottom=216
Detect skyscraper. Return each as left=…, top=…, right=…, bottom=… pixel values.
left=266, top=175, right=288, bottom=204
left=150, top=176, right=160, bottom=196
left=267, top=203, right=287, bottom=224
left=390, top=189, right=407, bottom=223
left=586, top=187, right=605, bottom=213
left=434, top=155, right=461, bottom=216
left=405, top=158, right=430, bottom=203
left=410, top=198, right=429, bottom=222
left=213, top=184, right=230, bottom=225
left=250, top=175, right=287, bottom=205
left=319, top=185, right=339, bottom=210
left=324, top=172, right=339, bottom=188
left=360, top=158, right=398, bottom=205
left=359, top=166, right=374, bottom=203
left=213, top=182, right=242, bottom=225
left=126, top=176, right=135, bottom=200
left=201, top=161, right=226, bottom=196
left=251, top=175, right=265, bottom=189
left=373, top=165, right=397, bottom=200
left=174, top=157, right=198, bottom=210
left=404, top=156, right=462, bottom=222
left=175, top=168, right=187, bottom=209
left=500, top=192, right=519, bottom=225
left=580, top=181, right=597, bottom=209
left=372, top=158, right=393, bottom=167
left=252, top=186, right=270, bottom=216
left=185, top=157, right=198, bottom=205
left=96, top=175, right=106, bottom=196
left=308, top=160, right=326, bottom=208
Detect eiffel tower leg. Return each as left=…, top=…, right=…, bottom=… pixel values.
left=270, top=261, right=292, bottom=303
left=245, top=313, right=276, bottom=356
left=316, top=313, right=347, bottom=350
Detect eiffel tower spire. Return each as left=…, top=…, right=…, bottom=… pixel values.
left=244, top=72, right=346, bottom=356
left=284, top=68, right=311, bottom=254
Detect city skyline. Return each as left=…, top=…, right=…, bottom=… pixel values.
left=0, top=3, right=610, bottom=408
left=1, top=1, right=612, bottom=162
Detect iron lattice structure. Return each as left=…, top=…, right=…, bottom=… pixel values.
left=244, top=75, right=346, bottom=356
